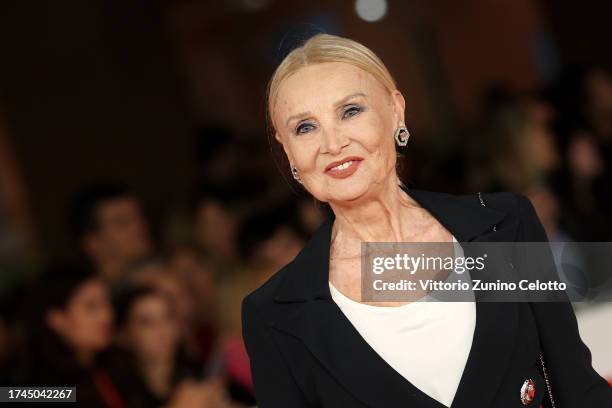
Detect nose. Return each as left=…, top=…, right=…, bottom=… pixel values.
left=320, top=127, right=349, bottom=155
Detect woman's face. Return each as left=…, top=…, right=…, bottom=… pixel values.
left=47, top=279, right=114, bottom=354
left=273, top=62, right=406, bottom=204
left=122, top=293, right=179, bottom=362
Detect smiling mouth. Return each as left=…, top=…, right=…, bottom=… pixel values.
left=331, top=161, right=354, bottom=171
left=324, top=156, right=363, bottom=179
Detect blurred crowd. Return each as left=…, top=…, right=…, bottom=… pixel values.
left=0, top=161, right=317, bottom=406
left=0, top=63, right=611, bottom=407
left=465, top=65, right=612, bottom=243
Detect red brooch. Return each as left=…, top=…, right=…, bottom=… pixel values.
left=520, top=378, right=536, bottom=405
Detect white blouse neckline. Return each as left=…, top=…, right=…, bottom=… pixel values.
left=328, top=236, right=461, bottom=312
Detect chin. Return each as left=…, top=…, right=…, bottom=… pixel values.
left=324, top=179, right=373, bottom=204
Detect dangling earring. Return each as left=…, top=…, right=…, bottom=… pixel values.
left=290, top=163, right=302, bottom=184
left=394, top=125, right=410, bottom=147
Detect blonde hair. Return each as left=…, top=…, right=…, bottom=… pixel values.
left=266, top=33, right=397, bottom=133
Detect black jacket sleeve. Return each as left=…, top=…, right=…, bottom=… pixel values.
left=515, top=193, right=612, bottom=407
left=241, top=296, right=315, bottom=408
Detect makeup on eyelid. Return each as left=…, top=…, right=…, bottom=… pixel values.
left=293, top=105, right=364, bottom=135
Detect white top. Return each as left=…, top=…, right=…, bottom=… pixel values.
left=329, top=236, right=476, bottom=408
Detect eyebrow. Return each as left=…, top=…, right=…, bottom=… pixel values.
left=285, top=92, right=368, bottom=128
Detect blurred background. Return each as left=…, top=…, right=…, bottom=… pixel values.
left=1, top=0, right=611, bottom=405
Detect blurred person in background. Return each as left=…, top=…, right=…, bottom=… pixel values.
left=553, top=129, right=611, bottom=241
left=0, top=113, right=37, bottom=261
left=553, top=66, right=612, bottom=151
left=467, top=86, right=560, bottom=194
left=126, top=258, right=205, bottom=360
left=583, top=67, right=612, bottom=143
left=13, top=260, right=120, bottom=407
left=125, top=254, right=250, bottom=405
left=525, top=184, right=570, bottom=242
left=584, top=68, right=612, bottom=192
left=193, top=185, right=240, bottom=272
left=166, top=245, right=220, bottom=364
left=237, top=200, right=306, bottom=272
left=548, top=66, right=612, bottom=241
left=112, top=284, right=234, bottom=408
left=69, top=182, right=152, bottom=289
left=0, top=114, right=39, bottom=349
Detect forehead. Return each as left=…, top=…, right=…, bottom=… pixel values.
left=273, top=62, right=385, bottom=119
left=134, top=294, right=167, bottom=311
left=98, top=197, right=139, bottom=215
left=72, top=279, right=104, bottom=301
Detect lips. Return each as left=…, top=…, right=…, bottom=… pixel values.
left=324, top=156, right=363, bottom=179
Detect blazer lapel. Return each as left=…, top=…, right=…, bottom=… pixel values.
left=272, top=300, right=449, bottom=408
left=271, top=187, right=521, bottom=408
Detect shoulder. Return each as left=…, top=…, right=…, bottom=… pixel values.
left=478, top=190, right=543, bottom=225
left=408, top=187, right=546, bottom=243
left=475, top=190, right=533, bottom=212
left=408, top=187, right=532, bottom=215
left=473, top=190, right=547, bottom=243
left=410, top=187, right=539, bottom=227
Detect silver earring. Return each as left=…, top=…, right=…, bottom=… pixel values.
left=290, top=164, right=302, bottom=183
left=394, top=125, right=410, bottom=147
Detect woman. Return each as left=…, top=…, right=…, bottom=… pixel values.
left=17, top=261, right=120, bottom=407
left=241, top=34, right=612, bottom=407
left=112, top=284, right=235, bottom=408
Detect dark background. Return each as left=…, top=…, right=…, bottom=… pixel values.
left=1, top=0, right=610, bottom=256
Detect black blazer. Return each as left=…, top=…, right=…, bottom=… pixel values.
left=242, top=188, right=612, bottom=407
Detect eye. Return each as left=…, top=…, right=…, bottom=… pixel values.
left=342, top=104, right=362, bottom=119
left=296, top=122, right=316, bottom=135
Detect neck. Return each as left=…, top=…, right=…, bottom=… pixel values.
left=329, top=176, right=418, bottom=245
left=141, top=356, right=174, bottom=396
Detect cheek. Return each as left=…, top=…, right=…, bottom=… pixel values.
left=140, top=328, right=160, bottom=350
left=106, top=228, right=128, bottom=246
left=65, top=314, right=102, bottom=348
left=162, top=322, right=179, bottom=346
left=286, top=138, right=320, bottom=170
left=141, top=324, right=175, bottom=354
left=356, top=116, right=396, bottom=165
left=130, top=325, right=154, bottom=350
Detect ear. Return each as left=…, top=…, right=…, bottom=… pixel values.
left=390, top=90, right=406, bottom=125
left=46, top=309, right=66, bottom=335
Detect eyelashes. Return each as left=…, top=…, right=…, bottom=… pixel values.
left=296, top=122, right=316, bottom=135
left=294, top=104, right=364, bottom=135
left=342, top=104, right=362, bottom=119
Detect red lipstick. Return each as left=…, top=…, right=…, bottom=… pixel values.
left=324, top=156, right=363, bottom=179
